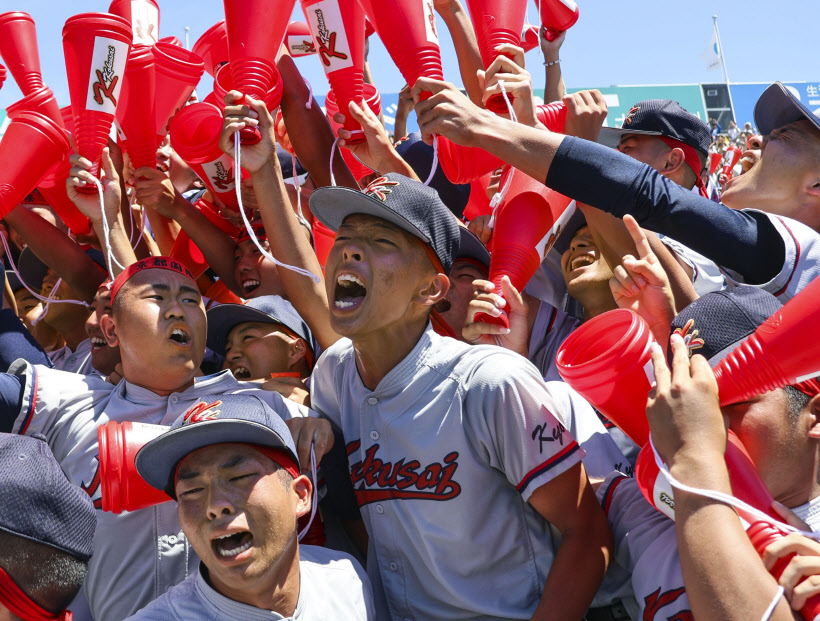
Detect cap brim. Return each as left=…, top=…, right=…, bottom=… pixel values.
left=550, top=208, right=587, bottom=256
left=598, top=126, right=663, bottom=150
left=754, top=82, right=820, bottom=136
left=135, top=419, right=298, bottom=495
left=309, top=185, right=431, bottom=243
left=206, top=304, right=283, bottom=355
left=456, top=227, right=490, bottom=270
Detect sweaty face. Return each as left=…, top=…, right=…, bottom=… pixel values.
left=224, top=322, right=300, bottom=380
left=326, top=214, right=439, bottom=339
left=439, top=260, right=488, bottom=338
left=86, top=288, right=121, bottom=376
left=618, top=134, right=673, bottom=172
left=107, top=269, right=206, bottom=393
left=233, top=240, right=285, bottom=299
left=561, top=226, right=614, bottom=300
left=175, top=444, right=306, bottom=599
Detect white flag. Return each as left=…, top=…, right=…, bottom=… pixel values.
left=702, top=31, right=721, bottom=71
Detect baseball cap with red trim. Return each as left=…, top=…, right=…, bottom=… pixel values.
left=110, top=256, right=195, bottom=302
left=755, top=82, right=820, bottom=137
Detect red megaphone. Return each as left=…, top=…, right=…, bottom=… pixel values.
left=5, top=85, right=64, bottom=129
left=223, top=0, right=296, bottom=142
left=192, top=21, right=229, bottom=77
left=356, top=0, right=443, bottom=90
left=463, top=173, right=494, bottom=221
left=286, top=21, right=317, bottom=57
left=170, top=198, right=240, bottom=279
left=325, top=83, right=381, bottom=180
left=556, top=309, right=657, bottom=447
left=152, top=41, right=205, bottom=143
left=97, top=420, right=173, bottom=514
left=0, top=12, right=44, bottom=95
left=536, top=0, right=580, bottom=41
left=169, top=102, right=247, bottom=211
left=465, top=0, right=527, bottom=113
left=709, top=151, right=722, bottom=175
left=301, top=0, right=367, bottom=143
left=0, top=112, right=72, bottom=219
left=521, top=24, right=539, bottom=52
left=109, top=0, right=160, bottom=45
left=313, top=219, right=336, bottom=272
left=721, top=145, right=742, bottom=179
left=474, top=169, right=575, bottom=328
left=116, top=44, right=157, bottom=171
left=714, top=275, right=820, bottom=406
left=0, top=63, right=6, bottom=91
left=213, top=62, right=284, bottom=112
left=535, top=101, right=568, bottom=129
left=160, top=35, right=182, bottom=47
left=63, top=12, right=133, bottom=185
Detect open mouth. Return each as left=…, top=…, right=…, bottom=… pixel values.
left=168, top=327, right=191, bottom=346
left=90, top=337, right=107, bottom=350
left=211, top=531, right=253, bottom=559
left=334, top=273, right=367, bottom=311
left=569, top=254, right=595, bottom=272
left=242, top=279, right=261, bottom=296
left=232, top=365, right=251, bottom=380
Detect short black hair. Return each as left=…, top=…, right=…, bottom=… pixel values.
left=784, top=386, right=812, bottom=423
left=0, top=531, right=88, bottom=614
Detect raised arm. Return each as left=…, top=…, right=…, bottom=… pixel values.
left=434, top=0, right=485, bottom=107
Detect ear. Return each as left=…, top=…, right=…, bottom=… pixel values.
left=807, top=395, right=820, bottom=440
left=291, top=474, right=313, bottom=518
left=100, top=313, right=120, bottom=348
left=287, top=337, right=308, bottom=367
left=663, top=147, right=687, bottom=176
left=415, top=273, right=450, bottom=308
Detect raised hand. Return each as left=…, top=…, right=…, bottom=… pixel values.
left=67, top=147, right=122, bottom=226
left=479, top=44, right=538, bottom=127
left=462, top=276, right=529, bottom=356
left=219, top=92, right=276, bottom=175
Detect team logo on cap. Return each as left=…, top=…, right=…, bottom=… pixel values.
left=364, top=176, right=400, bottom=201
left=623, top=106, right=641, bottom=126
left=182, top=400, right=222, bottom=425
left=673, top=318, right=705, bottom=356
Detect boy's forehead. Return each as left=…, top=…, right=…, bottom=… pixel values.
left=340, top=213, right=403, bottom=232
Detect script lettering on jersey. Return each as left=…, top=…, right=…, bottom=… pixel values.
left=211, top=162, right=233, bottom=190
left=93, top=45, right=119, bottom=107
left=82, top=456, right=103, bottom=509
left=346, top=441, right=461, bottom=505
left=643, top=586, right=692, bottom=621
left=314, top=8, right=348, bottom=67
left=531, top=420, right=567, bottom=454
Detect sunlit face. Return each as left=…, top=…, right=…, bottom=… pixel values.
left=175, top=444, right=309, bottom=600
left=233, top=240, right=285, bottom=299
left=560, top=226, right=614, bottom=301
left=325, top=214, right=440, bottom=339
left=85, top=288, right=120, bottom=376
left=617, top=134, right=673, bottom=173
left=223, top=322, right=301, bottom=380
left=438, top=260, right=488, bottom=338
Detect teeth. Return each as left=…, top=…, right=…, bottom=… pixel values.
left=233, top=366, right=250, bottom=377
left=571, top=255, right=594, bottom=270
left=337, top=274, right=364, bottom=287
left=242, top=280, right=260, bottom=288
left=335, top=300, right=356, bottom=309
left=218, top=540, right=251, bottom=557
left=90, top=337, right=107, bottom=347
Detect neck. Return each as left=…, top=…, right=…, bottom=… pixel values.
left=124, top=373, right=196, bottom=396
left=209, top=540, right=301, bottom=614
left=352, top=317, right=428, bottom=391
left=579, top=294, right=619, bottom=322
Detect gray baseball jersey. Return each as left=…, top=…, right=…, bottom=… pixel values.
left=9, top=360, right=309, bottom=621
left=311, top=325, right=585, bottom=621
left=48, top=337, right=95, bottom=374
left=124, top=546, right=374, bottom=621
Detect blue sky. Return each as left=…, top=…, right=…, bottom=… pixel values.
left=1, top=0, right=817, bottom=110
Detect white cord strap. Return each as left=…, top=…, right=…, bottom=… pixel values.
left=487, top=80, right=518, bottom=229
left=761, top=586, right=785, bottom=621
left=234, top=132, right=320, bottom=283
left=291, top=154, right=310, bottom=229
left=423, top=135, right=439, bottom=186
left=90, top=175, right=127, bottom=276
left=297, top=442, right=318, bottom=541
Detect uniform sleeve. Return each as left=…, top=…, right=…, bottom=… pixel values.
left=463, top=352, right=585, bottom=502
left=545, top=136, right=786, bottom=285
left=309, top=346, right=345, bottom=429
left=0, top=308, right=52, bottom=370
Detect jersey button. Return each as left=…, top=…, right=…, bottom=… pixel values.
left=370, top=431, right=379, bottom=441
left=375, top=504, right=384, bottom=514
left=389, top=562, right=398, bottom=572
left=367, top=397, right=378, bottom=405
left=170, top=395, right=179, bottom=403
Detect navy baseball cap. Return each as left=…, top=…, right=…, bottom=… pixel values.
left=17, top=247, right=49, bottom=293
left=135, top=394, right=300, bottom=497
left=755, top=82, right=820, bottom=137
left=454, top=227, right=490, bottom=272
left=206, top=295, right=315, bottom=360
left=7, top=271, right=24, bottom=294
left=0, top=434, right=96, bottom=562
left=599, top=99, right=711, bottom=157
left=309, top=172, right=461, bottom=273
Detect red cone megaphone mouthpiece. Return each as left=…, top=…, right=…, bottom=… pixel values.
left=465, top=0, right=527, bottom=113
left=63, top=12, right=132, bottom=185
left=286, top=21, right=317, bottom=57
left=356, top=0, right=443, bottom=93
left=536, top=0, right=580, bottom=41
left=556, top=309, right=657, bottom=447
left=721, top=145, right=742, bottom=179
left=535, top=102, right=568, bottom=131
left=714, top=275, right=820, bottom=406
left=116, top=44, right=157, bottom=171
left=325, top=83, right=381, bottom=179
left=109, top=0, right=160, bottom=45
left=474, top=168, right=575, bottom=328
left=97, top=420, right=173, bottom=514
left=213, top=62, right=284, bottom=112
left=6, top=85, right=64, bottom=129
left=152, top=41, right=205, bottom=143
left=192, top=21, right=229, bottom=77
left=0, top=64, right=6, bottom=91
left=0, top=12, right=44, bottom=95
left=160, top=35, right=182, bottom=47
left=302, top=0, right=366, bottom=142
left=0, top=112, right=72, bottom=219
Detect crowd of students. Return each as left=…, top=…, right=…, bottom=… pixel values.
left=1, top=2, right=820, bottom=620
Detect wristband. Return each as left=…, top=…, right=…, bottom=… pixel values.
left=543, top=59, right=560, bottom=67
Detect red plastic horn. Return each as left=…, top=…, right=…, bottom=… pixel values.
left=170, top=198, right=240, bottom=279
left=463, top=173, right=494, bottom=221
left=356, top=0, right=443, bottom=90
left=0, top=64, right=6, bottom=91
left=325, top=83, right=381, bottom=180
left=313, top=219, right=336, bottom=272
left=536, top=0, right=580, bottom=41
left=109, top=0, right=160, bottom=45
left=152, top=41, right=205, bottom=142
left=213, top=62, right=284, bottom=112
left=192, top=21, right=229, bottom=77
left=0, top=12, right=44, bottom=95
left=465, top=0, right=527, bottom=113
left=5, top=85, right=64, bottom=129
left=223, top=0, right=296, bottom=141
left=709, top=151, right=722, bottom=175
left=0, top=112, right=72, bottom=219
left=97, top=420, right=172, bottom=514
left=63, top=13, right=132, bottom=183
left=116, top=44, right=157, bottom=171
left=714, top=274, right=820, bottom=406
left=169, top=102, right=246, bottom=211
left=721, top=145, right=742, bottom=179
left=159, top=35, right=182, bottom=47
left=286, top=21, right=317, bottom=57
left=301, top=0, right=366, bottom=142
left=474, top=169, right=575, bottom=328
left=556, top=309, right=657, bottom=447
left=521, top=24, right=539, bottom=52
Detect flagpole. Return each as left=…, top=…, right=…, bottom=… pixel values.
left=713, top=15, right=737, bottom=124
